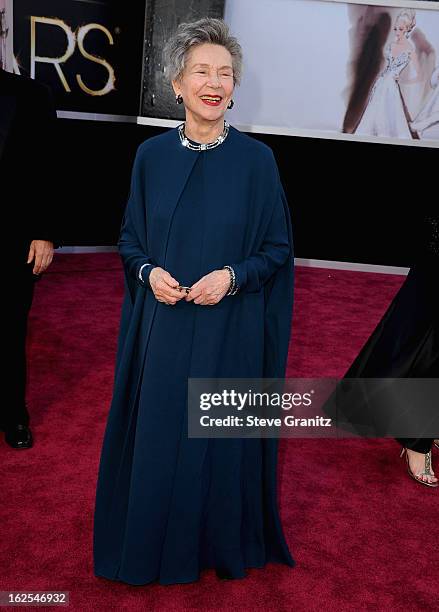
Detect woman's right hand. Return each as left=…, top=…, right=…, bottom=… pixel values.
left=149, top=267, right=185, bottom=305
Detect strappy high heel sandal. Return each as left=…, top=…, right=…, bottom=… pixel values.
left=400, top=448, right=438, bottom=488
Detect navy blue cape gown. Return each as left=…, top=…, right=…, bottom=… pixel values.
left=93, top=123, right=295, bottom=585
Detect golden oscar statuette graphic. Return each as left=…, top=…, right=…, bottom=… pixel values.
left=30, top=16, right=116, bottom=96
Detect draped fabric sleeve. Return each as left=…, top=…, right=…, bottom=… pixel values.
left=231, top=152, right=292, bottom=294
left=118, top=145, right=156, bottom=291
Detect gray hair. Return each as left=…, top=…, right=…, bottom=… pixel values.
left=163, top=17, right=243, bottom=87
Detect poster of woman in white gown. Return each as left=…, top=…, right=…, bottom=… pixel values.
left=342, top=6, right=437, bottom=140
left=353, top=10, right=419, bottom=138
left=218, top=1, right=439, bottom=147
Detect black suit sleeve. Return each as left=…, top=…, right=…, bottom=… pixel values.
left=28, top=82, right=60, bottom=247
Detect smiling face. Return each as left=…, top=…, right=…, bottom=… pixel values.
left=172, top=43, right=235, bottom=122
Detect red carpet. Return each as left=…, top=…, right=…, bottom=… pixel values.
left=1, top=254, right=437, bottom=611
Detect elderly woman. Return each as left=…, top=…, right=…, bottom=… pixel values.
left=93, top=17, right=295, bottom=585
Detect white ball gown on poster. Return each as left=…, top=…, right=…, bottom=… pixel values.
left=355, top=44, right=413, bottom=139
left=411, top=67, right=439, bottom=135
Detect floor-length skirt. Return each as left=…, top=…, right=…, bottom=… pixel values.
left=324, top=263, right=439, bottom=440
left=355, top=74, right=413, bottom=139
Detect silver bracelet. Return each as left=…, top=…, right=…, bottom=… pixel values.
left=138, top=263, right=151, bottom=283
left=223, top=265, right=239, bottom=295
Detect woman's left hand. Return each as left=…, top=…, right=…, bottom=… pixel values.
left=185, top=269, right=230, bottom=305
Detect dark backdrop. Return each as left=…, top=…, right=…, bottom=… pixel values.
left=13, top=0, right=145, bottom=114
left=55, top=117, right=431, bottom=267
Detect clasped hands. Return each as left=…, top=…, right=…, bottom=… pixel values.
left=149, top=267, right=231, bottom=306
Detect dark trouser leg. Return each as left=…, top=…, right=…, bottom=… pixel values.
left=396, top=437, right=433, bottom=454
left=2, top=263, right=36, bottom=428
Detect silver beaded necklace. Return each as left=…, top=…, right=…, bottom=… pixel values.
left=178, top=120, right=230, bottom=151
